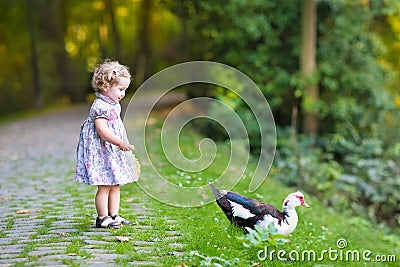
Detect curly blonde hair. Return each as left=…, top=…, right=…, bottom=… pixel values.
left=91, top=59, right=131, bottom=92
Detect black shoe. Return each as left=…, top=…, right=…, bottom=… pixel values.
left=112, top=214, right=131, bottom=226
left=96, top=216, right=121, bottom=229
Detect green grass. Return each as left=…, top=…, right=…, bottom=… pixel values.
left=19, top=243, right=36, bottom=258
left=108, top=117, right=400, bottom=266
left=118, top=181, right=399, bottom=266
left=5, top=218, right=14, bottom=230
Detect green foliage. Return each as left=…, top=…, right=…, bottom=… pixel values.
left=0, top=1, right=34, bottom=114
left=341, top=152, right=400, bottom=227
left=187, top=251, right=240, bottom=267
left=276, top=129, right=351, bottom=210
left=317, top=1, right=393, bottom=141
left=188, top=0, right=396, bottom=139
left=189, top=0, right=300, bottom=111
left=276, top=127, right=400, bottom=228
left=0, top=0, right=184, bottom=115
left=239, top=224, right=291, bottom=249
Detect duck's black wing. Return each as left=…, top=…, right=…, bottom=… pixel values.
left=209, top=183, right=287, bottom=228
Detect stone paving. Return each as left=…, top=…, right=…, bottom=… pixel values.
left=0, top=95, right=185, bottom=266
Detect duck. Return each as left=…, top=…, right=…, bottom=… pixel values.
left=209, top=183, right=310, bottom=236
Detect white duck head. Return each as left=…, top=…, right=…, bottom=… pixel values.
left=283, top=191, right=310, bottom=210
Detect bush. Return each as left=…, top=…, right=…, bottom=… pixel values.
left=275, top=128, right=400, bottom=228
left=341, top=148, right=400, bottom=228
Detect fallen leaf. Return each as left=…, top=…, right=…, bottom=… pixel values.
left=115, top=236, right=130, bottom=242
left=67, top=253, right=78, bottom=256
left=176, top=264, right=188, bottom=267
left=16, top=209, right=30, bottom=214
left=125, top=198, right=135, bottom=203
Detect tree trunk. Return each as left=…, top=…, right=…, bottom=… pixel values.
left=106, top=0, right=121, bottom=58
left=26, top=0, right=42, bottom=110
left=98, top=22, right=108, bottom=59
left=39, top=0, right=81, bottom=102
left=300, top=0, right=319, bottom=138
left=135, top=0, right=153, bottom=85
left=177, top=1, right=189, bottom=61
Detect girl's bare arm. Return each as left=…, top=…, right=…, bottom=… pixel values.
left=94, top=118, right=132, bottom=151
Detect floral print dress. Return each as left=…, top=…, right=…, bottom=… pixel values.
left=75, top=93, right=139, bottom=185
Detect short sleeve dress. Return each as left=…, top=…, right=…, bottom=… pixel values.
left=75, top=93, right=139, bottom=185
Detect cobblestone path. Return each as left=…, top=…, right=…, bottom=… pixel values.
left=0, top=95, right=185, bottom=266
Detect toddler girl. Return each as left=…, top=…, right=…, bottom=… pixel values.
left=75, top=59, right=139, bottom=229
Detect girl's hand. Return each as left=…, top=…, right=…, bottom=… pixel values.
left=118, top=143, right=135, bottom=151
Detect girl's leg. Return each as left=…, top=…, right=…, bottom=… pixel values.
left=108, top=185, right=120, bottom=216
left=108, top=185, right=130, bottom=225
left=95, top=185, right=111, bottom=218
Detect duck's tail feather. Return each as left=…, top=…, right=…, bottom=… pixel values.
left=209, top=182, right=223, bottom=199
left=209, top=182, right=234, bottom=223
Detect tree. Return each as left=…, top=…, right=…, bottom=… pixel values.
left=26, top=0, right=41, bottom=110
left=300, top=0, right=318, bottom=138
left=135, top=0, right=154, bottom=84
left=106, top=0, right=121, bottom=59
left=38, top=0, right=80, bottom=102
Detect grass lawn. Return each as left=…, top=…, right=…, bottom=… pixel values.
left=107, top=117, right=400, bottom=266
left=115, top=178, right=400, bottom=266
